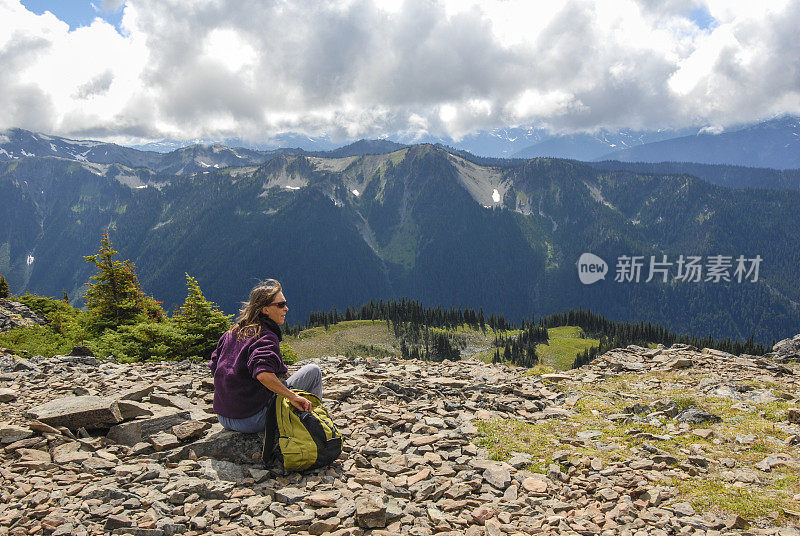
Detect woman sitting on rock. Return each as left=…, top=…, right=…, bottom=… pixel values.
left=209, top=279, right=322, bottom=433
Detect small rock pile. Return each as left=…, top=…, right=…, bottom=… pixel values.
left=590, top=343, right=796, bottom=377
left=0, top=342, right=798, bottom=536
left=0, top=299, right=47, bottom=332
left=768, top=335, right=800, bottom=363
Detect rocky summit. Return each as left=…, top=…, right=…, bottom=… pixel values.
left=1, top=341, right=800, bottom=536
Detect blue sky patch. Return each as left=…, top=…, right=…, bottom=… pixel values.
left=689, top=5, right=717, bottom=31
left=21, top=0, right=124, bottom=31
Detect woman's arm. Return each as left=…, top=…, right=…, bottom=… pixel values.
left=209, top=333, right=226, bottom=374
left=256, top=371, right=312, bottom=411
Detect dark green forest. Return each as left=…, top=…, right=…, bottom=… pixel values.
left=589, top=160, right=800, bottom=191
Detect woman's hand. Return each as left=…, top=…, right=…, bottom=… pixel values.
left=256, top=371, right=313, bottom=411
left=290, top=395, right=312, bottom=412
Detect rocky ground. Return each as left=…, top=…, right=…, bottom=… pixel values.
left=0, top=340, right=799, bottom=536
left=0, top=300, right=47, bottom=332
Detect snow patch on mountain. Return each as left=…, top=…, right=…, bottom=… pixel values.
left=699, top=125, right=724, bottom=135
left=261, top=157, right=309, bottom=193
left=448, top=153, right=505, bottom=207
left=70, top=150, right=89, bottom=161
left=68, top=139, right=103, bottom=148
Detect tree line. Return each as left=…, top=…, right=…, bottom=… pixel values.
left=0, top=233, right=230, bottom=362
left=299, top=301, right=771, bottom=368
left=538, top=308, right=770, bottom=367
left=492, top=322, right=549, bottom=368
left=300, top=299, right=512, bottom=333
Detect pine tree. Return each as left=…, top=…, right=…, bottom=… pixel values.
left=172, top=273, right=231, bottom=359
left=0, top=275, right=8, bottom=299
left=83, top=233, right=164, bottom=333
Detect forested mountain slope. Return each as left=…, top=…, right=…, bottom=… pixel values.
left=1, top=145, right=798, bottom=342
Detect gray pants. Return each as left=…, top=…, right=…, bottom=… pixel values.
left=285, top=362, right=323, bottom=399
left=218, top=363, right=323, bottom=433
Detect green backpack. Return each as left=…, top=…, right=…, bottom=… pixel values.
left=262, top=389, right=342, bottom=472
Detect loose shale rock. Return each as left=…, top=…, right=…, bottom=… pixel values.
left=0, top=338, right=797, bottom=536
left=355, top=495, right=387, bottom=528
left=25, top=395, right=123, bottom=429
left=0, top=387, right=17, bottom=402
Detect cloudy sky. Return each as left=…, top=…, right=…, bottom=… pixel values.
left=1, top=0, right=798, bottom=144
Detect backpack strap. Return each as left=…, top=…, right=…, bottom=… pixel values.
left=261, top=395, right=278, bottom=467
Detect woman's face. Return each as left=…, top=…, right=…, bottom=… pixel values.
left=262, top=291, right=289, bottom=325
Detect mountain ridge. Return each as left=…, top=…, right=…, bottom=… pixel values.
left=7, top=115, right=800, bottom=169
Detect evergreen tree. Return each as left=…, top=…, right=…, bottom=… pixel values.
left=83, top=233, right=164, bottom=333
left=172, top=273, right=232, bottom=359
left=0, top=275, right=8, bottom=299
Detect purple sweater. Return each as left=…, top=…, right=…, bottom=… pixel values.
left=209, top=321, right=288, bottom=419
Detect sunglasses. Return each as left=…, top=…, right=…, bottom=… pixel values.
left=270, top=301, right=288, bottom=308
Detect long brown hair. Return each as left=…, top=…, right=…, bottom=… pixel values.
left=231, top=279, right=282, bottom=340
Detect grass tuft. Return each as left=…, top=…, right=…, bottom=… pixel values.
left=675, top=476, right=800, bottom=523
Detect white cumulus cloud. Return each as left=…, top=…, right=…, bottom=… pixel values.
left=0, top=0, right=798, bottom=143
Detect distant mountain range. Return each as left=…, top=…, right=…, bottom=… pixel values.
left=6, top=114, right=799, bottom=168
left=1, top=135, right=799, bottom=343
left=511, top=128, right=697, bottom=161
left=598, top=116, right=800, bottom=169
left=0, top=128, right=408, bottom=176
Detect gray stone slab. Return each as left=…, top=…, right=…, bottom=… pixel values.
left=54, top=355, right=100, bottom=366
left=149, top=392, right=196, bottom=410
left=26, top=396, right=123, bottom=429
left=0, top=423, right=34, bottom=444
left=115, top=384, right=156, bottom=402
left=167, top=425, right=262, bottom=464
left=117, top=400, right=155, bottom=420
left=107, top=408, right=191, bottom=446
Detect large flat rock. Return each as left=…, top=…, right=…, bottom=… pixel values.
left=107, top=408, right=191, bottom=446
left=168, top=425, right=262, bottom=464
left=25, top=396, right=123, bottom=429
